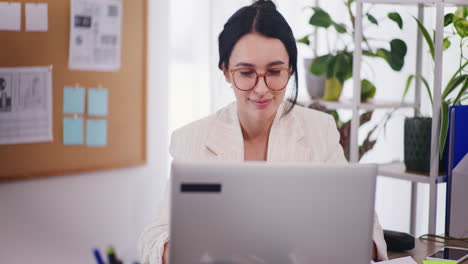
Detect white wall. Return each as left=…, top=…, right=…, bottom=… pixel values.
left=0, top=0, right=170, bottom=263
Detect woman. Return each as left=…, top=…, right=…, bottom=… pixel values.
left=139, top=1, right=388, bottom=263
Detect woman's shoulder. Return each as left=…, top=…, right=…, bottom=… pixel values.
left=169, top=103, right=235, bottom=159
left=171, top=103, right=234, bottom=139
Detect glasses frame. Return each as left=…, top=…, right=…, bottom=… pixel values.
left=229, top=67, right=291, bottom=91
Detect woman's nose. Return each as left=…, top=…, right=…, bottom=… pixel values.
left=253, top=75, right=269, bottom=95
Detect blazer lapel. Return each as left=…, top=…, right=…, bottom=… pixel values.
left=267, top=104, right=312, bottom=162
left=204, top=103, right=244, bottom=161
left=204, top=102, right=311, bottom=162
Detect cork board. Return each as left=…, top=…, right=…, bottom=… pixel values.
left=0, top=0, right=147, bottom=181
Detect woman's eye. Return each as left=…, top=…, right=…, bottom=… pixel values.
left=268, top=70, right=281, bottom=75
left=240, top=71, right=255, bottom=76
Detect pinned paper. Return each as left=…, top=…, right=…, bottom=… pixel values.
left=25, top=3, right=48, bottom=32
left=63, top=86, right=85, bottom=114
left=86, top=119, right=107, bottom=147
left=88, top=88, right=108, bottom=116
left=0, top=2, right=21, bottom=31
left=63, top=117, right=84, bottom=145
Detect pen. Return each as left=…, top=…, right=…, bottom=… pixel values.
left=93, top=248, right=105, bottom=264
left=107, top=246, right=118, bottom=264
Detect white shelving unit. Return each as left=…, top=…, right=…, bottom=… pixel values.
left=351, top=0, right=454, bottom=235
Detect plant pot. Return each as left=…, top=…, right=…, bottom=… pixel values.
left=404, top=117, right=446, bottom=174
left=303, top=58, right=325, bottom=99
left=323, top=77, right=343, bottom=101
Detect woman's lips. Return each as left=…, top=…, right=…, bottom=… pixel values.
left=249, top=98, right=273, bottom=109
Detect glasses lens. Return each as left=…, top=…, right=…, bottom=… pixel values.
left=266, top=69, right=289, bottom=90
left=233, top=69, right=257, bottom=90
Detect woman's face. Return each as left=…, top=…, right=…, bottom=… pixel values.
left=224, top=33, right=290, bottom=123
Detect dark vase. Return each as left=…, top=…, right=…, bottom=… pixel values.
left=404, top=117, right=446, bottom=174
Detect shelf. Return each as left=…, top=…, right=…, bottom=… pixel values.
left=299, top=98, right=415, bottom=111
left=357, top=0, right=438, bottom=4
left=378, top=161, right=447, bottom=184
left=443, top=0, right=468, bottom=5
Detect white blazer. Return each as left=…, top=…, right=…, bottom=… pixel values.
left=139, top=102, right=389, bottom=264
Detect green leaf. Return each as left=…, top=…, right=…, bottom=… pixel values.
left=297, top=35, right=311, bottom=46
left=439, top=101, right=449, bottom=159
left=454, top=7, right=468, bottom=19
left=401, top=74, right=432, bottom=105
left=343, top=53, right=353, bottom=81
left=332, top=53, right=348, bottom=84
left=384, top=39, right=407, bottom=71
left=402, top=74, right=415, bottom=101
left=443, top=38, right=451, bottom=50
left=413, top=16, right=434, bottom=60
left=346, top=0, right=354, bottom=7
left=453, top=77, right=468, bottom=105
left=388, top=12, right=403, bottom=29
left=310, top=54, right=333, bottom=76
left=333, top=23, right=347, bottom=33
left=310, top=7, right=333, bottom=28
left=390, top=38, right=407, bottom=57
left=366, top=13, right=378, bottom=25
left=376, top=48, right=389, bottom=59
left=442, top=74, right=467, bottom=100
left=326, top=55, right=337, bottom=79
left=445, top=61, right=468, bottom=92
left=454, top=19, right=468, bottom=38
left=361, top=79, right=376, bottom=102
left=420, top=76, right=433, bottom=105
left=444, top=13, right=455, bottom=27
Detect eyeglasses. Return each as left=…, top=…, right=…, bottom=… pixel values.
left=230, top=67, right=291, bottom=91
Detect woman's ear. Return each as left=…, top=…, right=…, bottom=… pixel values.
left=222, top=64, right=232, bottom=84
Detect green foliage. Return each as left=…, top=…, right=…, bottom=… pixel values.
left=310, top=54, right=333, bottom=75
left=309, top=7, right=333, bottom=28
left=444, top=13, right=455, bottom=26
left=333, top=23, right=347, bottom=33
left=376, top=39, right=407, bottom=71
left=443, top=38, right=451, bottom=50
left=366, top=13, right=378, bottom=25
left=413, top=16, right=434, bottom=59
left=297, top=35, right=310, bottom=46
left=454, top=7, right=468, bottom=19
left=404, top=12, right=468, bottom=158
left=361, top=79, right=376, bottom=102
left=454, top=19, right=468, bottom=38
left=388, top=12, right=403, bottom=29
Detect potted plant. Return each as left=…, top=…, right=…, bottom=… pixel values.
left=402, top=7, right=468, bottom=173
left=298, top=0, right=408, bottom=101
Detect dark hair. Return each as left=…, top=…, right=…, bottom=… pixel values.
left=218, top=0, right=298, bottom=115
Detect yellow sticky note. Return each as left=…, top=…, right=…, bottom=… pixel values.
left=423, top=260, right=456, bottom=264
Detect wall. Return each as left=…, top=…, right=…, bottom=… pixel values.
left=0, top=0, right=170, bottom=263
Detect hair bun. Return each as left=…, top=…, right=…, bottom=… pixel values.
left=252, top=0, right=276, bottom=9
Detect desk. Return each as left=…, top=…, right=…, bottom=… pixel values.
left=388, top=239, right=468, bottom=263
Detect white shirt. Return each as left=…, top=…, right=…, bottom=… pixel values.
left=139, top=102, right=389, bottom=264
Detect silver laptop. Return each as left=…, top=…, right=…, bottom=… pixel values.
left=169, top=162, right=377, bottom=264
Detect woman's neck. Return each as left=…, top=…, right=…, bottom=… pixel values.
left=238, top=111, right=276, bottom=143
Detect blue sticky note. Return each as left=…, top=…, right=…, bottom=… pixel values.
left=63, top=87, right=85, bottom=114
left=63, top=117, right=84, bottom=145
left=88, top=88, right=108, bottom=116
left=86, top=119, right=107, bottom=147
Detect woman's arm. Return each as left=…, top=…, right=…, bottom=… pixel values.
left=138, top=185, right=170, bottom=264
